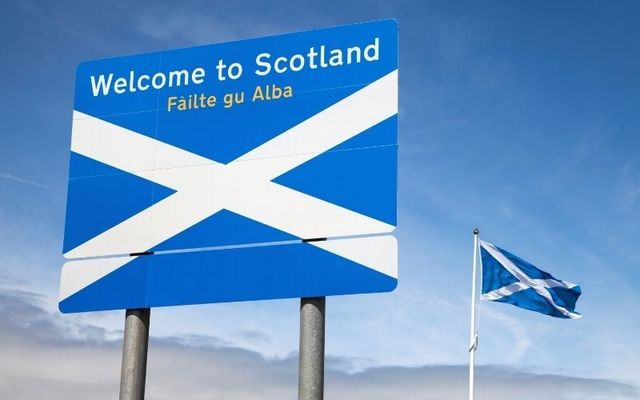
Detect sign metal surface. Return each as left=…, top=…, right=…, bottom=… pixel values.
left=60, top=20, right=399, bottom=313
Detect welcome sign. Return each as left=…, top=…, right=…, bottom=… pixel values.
left=61, top=20, right=399, bottom=313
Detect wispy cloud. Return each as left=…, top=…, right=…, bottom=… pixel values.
left=234, top=329, right=273, bottom=344
left=0, top=172, right=50, bottom=189
left=1, top=287, right=637, bottom=400
left=620, top=161, right=640, bottom=208
left=481, top=306, right=532, bottom=363
left=132, top=4, right=311, bottom=47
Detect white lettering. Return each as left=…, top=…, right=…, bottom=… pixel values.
left=90, top=67, right=207, bottom=96
left=347, top=46, right=361, bottom=64
left=290, top=54, right=305, bottom=72
left=113, top=77, right=127, bottom=94
left=90, top=74, right=114, bottom=96
left=227, top=63, right=243, bottom=80
left=192, top=67, right=206, bottom=84
left=151, top=72, right=166, bottom=89
left=364, top=37, right=379, bottom=62
left=255, top=53, right=271, bottom=76
left=168, top=70, right=190, bottom=87
left=274, top=56, right=288, bottom=73
left=137, top=75, right=150, bottom=91
left=253, top=37, right=381, bottom=77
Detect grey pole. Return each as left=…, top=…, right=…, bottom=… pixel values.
left=119, top=308, right=151, bottom=400
left=298, top=297, right=326, bottom=400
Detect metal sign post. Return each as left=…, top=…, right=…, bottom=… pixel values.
left=119, top=308, right=150, bottom=400
left=298, top=297, right=326, bottom=400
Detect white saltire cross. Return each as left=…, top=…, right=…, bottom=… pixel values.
left=61, top=70, right=398, bottom=301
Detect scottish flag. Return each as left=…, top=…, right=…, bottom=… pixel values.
left=480, top=240, right=581, bottom=319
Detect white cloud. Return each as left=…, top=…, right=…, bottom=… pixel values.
left=1, top=287, right=637, bottom=400
left=480, top=306, right=532, bottom=363
left=0, top=172, right=50, bottom=189
left=131, top=3, right=328, bottom=47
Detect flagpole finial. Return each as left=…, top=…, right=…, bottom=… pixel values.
left=473, top=228, right=479, bottom=235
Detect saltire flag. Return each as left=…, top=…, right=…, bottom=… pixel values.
left=479, top=240, right=582, bottom=319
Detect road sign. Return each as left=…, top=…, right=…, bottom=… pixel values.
left=60, top=20, right=398, bottom=313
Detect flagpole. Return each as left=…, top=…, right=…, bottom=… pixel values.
left=469, top=228, right=480, bottom=400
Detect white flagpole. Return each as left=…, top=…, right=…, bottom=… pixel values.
left=469, top=228, right=480, bottom=400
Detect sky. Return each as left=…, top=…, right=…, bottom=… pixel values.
left=1, top=1, right=639, bottom=399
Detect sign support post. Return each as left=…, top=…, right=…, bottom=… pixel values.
left=119, top=308, right=150, bottom=400
left=298, top=297, right=326, bottom=400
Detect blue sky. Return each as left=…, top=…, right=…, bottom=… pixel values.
left=1, top=1, right=639, bottom=398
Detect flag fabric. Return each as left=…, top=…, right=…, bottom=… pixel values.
left=479, top=240, right=582, bottom=319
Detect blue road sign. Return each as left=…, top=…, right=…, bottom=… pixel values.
left=60, top=20, right=398, bottom=313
